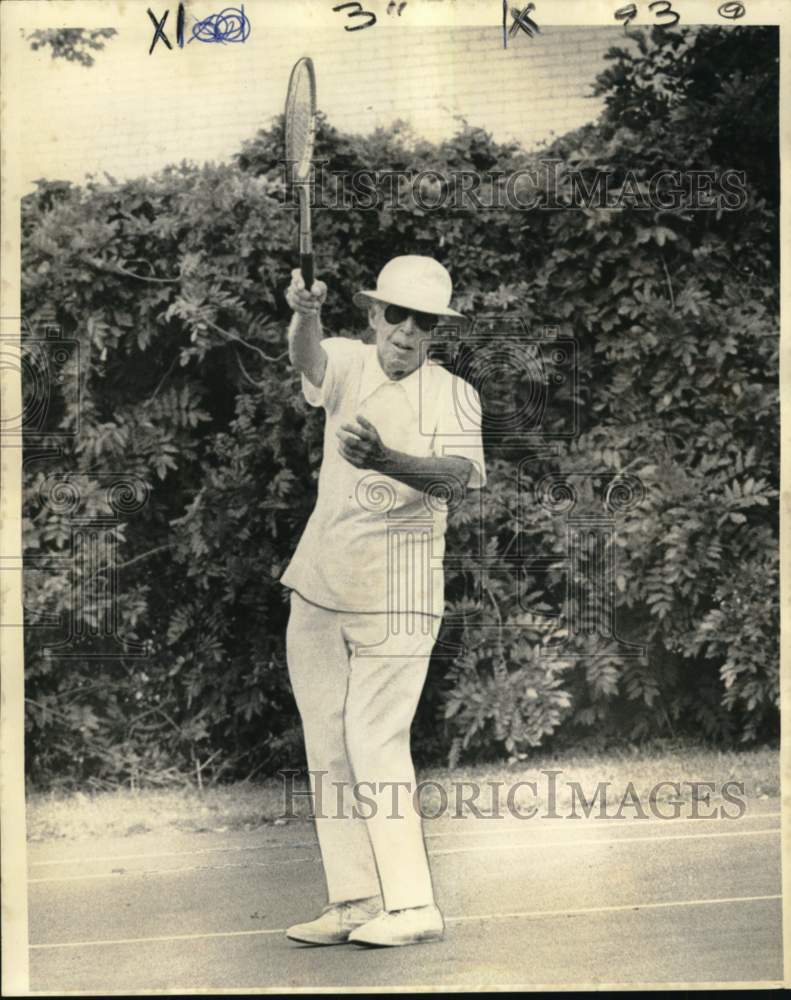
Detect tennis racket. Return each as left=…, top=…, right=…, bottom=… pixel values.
left=285, top=56, right=317, bottom=292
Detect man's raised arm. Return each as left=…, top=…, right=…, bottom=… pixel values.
left=285, top=268, right=328, bottom=388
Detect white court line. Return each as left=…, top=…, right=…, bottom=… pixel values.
left=28, top=857, right=320, bottom=885
left=430, top=810, right=781, bottom=837
left=28, top=810, right=782, bottom=870
left=29, top=843, right=318, bottom=868
left=28, top=827, right=780, bottom=884
left=29, top=893, right=782, bottom=951
left=430, top=826, right=781, bottom=857
left=445, top=894, right=783, bottom=924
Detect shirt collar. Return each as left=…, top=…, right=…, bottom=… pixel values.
left=359, top=345, right=429, bottom=414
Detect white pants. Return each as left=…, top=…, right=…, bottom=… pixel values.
left=286, top=592, right=439, bottom=911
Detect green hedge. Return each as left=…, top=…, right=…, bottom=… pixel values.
left=21, top=26, right=779, bottom=789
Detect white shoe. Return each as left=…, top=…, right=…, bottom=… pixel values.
left=286, top=897, right=382, bottom=945
left=347, top=904, right=445, bottom=947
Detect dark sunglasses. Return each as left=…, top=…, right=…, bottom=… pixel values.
left=383, top=304, right=438, bottom=333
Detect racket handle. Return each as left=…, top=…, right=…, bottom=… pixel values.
left=301, top=254, right=314, bottom=292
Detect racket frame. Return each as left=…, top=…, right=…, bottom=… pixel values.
left=285, top=57, right=317, bottom=291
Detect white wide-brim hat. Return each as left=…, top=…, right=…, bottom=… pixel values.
left=353, top=255, right=466, bottom=318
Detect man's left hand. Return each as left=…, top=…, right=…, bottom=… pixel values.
left=336, top=415, right=391, bottom=471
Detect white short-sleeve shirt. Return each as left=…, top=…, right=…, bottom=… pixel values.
left=280, top=337, right=486, bottom=616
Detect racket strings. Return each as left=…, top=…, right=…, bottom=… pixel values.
left=285, top=64, right=316, bottom=181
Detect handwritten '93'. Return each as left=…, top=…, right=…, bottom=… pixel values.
left=614, top=1, right=680, bottom=30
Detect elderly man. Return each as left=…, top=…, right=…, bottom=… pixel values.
left=281, top=255, right=485, bottom=947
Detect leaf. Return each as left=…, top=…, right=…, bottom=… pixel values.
left=653, top=226, right=677, bottom=246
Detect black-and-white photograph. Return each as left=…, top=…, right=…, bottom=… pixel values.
left=0, top=0, right=786, bottom=993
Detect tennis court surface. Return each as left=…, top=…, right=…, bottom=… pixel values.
left=28, top=800, right=783, bottom=991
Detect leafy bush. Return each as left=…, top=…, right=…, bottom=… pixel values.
left=21, top=25, right=779, bottom=788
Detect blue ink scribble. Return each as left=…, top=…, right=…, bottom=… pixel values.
left=190, top=4, right=251, bottom=44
